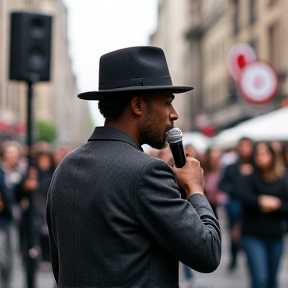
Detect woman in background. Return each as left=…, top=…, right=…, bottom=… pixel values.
left=218, top=137, right=254, bottom=271
left=238, top=142, right=288, bottom=288
left=203, top=147, right=227, bottom=218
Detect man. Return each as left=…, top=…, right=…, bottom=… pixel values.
left=46, top=46, right=221, bottom=287
left=218, top=137, right=254, bottom=271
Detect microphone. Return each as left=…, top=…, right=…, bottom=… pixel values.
left=167, top=128, right=186, bottom=168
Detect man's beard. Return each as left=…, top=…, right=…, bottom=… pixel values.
left=140, top=122, right=173, bottom=150
left=138, top=100, right=174, bottom=149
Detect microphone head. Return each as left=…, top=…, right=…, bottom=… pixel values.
left=167, top=128, right=183, bottom=144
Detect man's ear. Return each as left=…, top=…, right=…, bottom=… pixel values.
left=130, top=96, right=143, bottom=116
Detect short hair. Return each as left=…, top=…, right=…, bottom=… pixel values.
left=238, top=137, right=253, bottom=145
left=98, top=94, right=133, bottom=120
left=98, top=93, right=153, bottom=120
left=1, top=141, right=23, bottom=160
left=34, top=149, right=54, bottom=169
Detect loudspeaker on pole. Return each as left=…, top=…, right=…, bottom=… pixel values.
left=9, top=11, right=52, bottom=82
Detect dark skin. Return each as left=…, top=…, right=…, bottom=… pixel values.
left=104, top=92, right=177, bottom=147
left=105, top=92, right=205, bottom=198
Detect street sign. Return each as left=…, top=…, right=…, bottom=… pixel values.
left=238, top=61, right=279, bottom=104
left=227, top=43, right=256, bottom=81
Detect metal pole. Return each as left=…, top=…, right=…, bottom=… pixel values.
left=25, top=79, right=36, bottom=288
left=27, top=80, right=33, bottom=165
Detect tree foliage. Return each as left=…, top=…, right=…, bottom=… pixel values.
left=36, top=119, right=57, bottom=143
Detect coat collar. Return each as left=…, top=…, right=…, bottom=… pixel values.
left=88, top=126, right=143, bottom=151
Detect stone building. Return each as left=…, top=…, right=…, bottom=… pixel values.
left=151, top=0, right=288, bottom=134
left=0, top=0, right=92, bottom=146
left=150, top=0, right=193, bottom=131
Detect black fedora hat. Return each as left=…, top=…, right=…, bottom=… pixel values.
left=77, top=46, right=193, bottom=100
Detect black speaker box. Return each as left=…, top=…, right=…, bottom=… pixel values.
left=9, top=11, right=52, bottom=82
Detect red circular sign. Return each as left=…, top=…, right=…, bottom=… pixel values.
left=227, top=43, right=256, bottom=81
left=238, top=61, right=279, bottom=104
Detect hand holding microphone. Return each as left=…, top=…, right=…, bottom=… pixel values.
left=167, top=128, right=204, bottom=198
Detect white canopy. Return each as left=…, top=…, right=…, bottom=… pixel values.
left=182, top=132, right=211, bottom=154
left=212, top=107, right=288, bottom=148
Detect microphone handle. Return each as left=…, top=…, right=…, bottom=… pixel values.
left=169, top=141, right=187, bottom=199
left=169, top=141, right=186, bottom=168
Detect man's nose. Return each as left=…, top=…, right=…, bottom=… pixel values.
left=170, top=106, right=178, bottom=121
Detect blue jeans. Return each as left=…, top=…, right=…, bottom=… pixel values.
left=225, top=199, right=242, bottom=268
left=225, top=199, right=241, bottom=229
left=241, top=235, right=284, bottom=288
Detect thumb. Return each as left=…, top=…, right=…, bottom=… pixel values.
left=172, top=165, right=178, bottom=174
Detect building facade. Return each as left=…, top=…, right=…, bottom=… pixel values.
left=0, top=0, right=92, bottom=146
left=151, top=0, right=288, bottom=135
left=150, top=0, right=193, bottom=131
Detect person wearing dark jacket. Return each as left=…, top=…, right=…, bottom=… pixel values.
left=33, top=150, right=54, bottom=264
left=0, top=141, right=26, bottom=288
left=46, top=46, right=221, bottom=287
left=218, top=137, right=253, bottom=270
left=237, top=142, right=288, bottom=288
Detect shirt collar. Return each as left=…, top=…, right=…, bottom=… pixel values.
left=88, top=126, right=143, bottom=151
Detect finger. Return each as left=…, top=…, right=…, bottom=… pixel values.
left=186, top=157, right=199, bottom=164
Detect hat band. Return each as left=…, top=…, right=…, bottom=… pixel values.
left=99, top=75, right=172, bottom=90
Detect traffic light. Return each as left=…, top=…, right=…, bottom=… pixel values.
left=9, top=11, right=52, bottom=82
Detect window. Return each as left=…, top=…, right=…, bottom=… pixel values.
left=233, top=0, right=240, bottom=35
left=249, top=0, right=256, bottom=24
left=268, top=22, right=280, bottom=69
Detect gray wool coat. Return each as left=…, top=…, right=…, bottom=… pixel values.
left=46, top=127, right=221, bottom=288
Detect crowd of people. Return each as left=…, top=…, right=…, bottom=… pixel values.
left=0, top=140, right=74, bottom=287
left=147, top=138, right=288, bottom=288
left=1, top=136, right=288, bottom=288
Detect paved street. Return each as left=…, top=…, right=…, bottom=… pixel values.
left=8, top=206, right=288, bottom=288
left=9, top=227, right=55, bottom=288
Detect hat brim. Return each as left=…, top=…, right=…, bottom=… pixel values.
left=78, top=85, right=194, bottom=100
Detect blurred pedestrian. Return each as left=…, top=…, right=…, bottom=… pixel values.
left=270, top=141, right=282, bottom=155
left=237, top=142, right=288, bottom=288
left=203, top=147, right=227, bottom=218
left=46, top=46, right=221, bottom=287
left=0, top=141, right=26, bottom=288
left=271, top=141, right=284, bottom=168
left=156, top=142, right=174, bottom=166
left=218, top=137, right=254, bottom=271
left=184, top=144, right=198, bottom=159
left=32, top=150, right=54, bottom=268
left=52, top=146, right=72, bottom=169
left=16, top=149, right=42, bottom=277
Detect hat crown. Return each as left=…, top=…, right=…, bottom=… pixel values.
left=77, top=46, right=193, bottom=100
left=99, top=46, right=172, bottom=90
